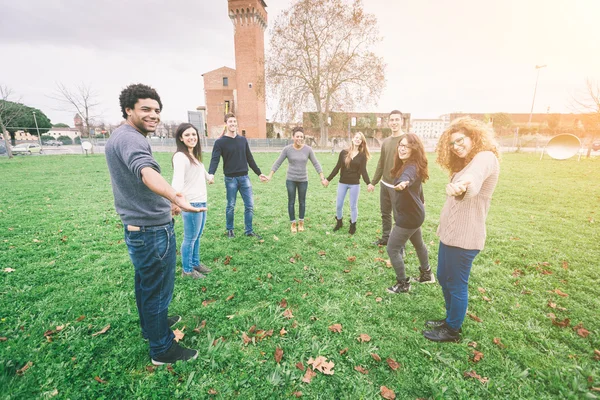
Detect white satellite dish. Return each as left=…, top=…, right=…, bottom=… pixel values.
left=540, top=134, right=581, bottom=161
left=81, top=141, right=93, bottom=155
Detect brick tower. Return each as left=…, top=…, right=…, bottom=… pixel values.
left=228, top=0, right=267, bottom=138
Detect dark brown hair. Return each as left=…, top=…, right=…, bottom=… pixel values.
left=173, top=123, right=201, bottom=165
left=390, top=133, right=429, bottom=182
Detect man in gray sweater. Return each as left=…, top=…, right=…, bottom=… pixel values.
left=105, top=83, right=205, bottom=365
left=368, top=110, right=405, bottom=245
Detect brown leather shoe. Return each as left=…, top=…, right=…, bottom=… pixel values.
left=291, top=221, right=297, bottom=233
left=298, top=220, right=305, bottom=232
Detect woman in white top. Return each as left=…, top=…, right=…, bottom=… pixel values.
left=172, top=123, right=212, bottom=279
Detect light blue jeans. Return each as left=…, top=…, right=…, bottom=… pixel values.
left=336, top=183, right=360, bottom=223
left=181, top=202, right=207, bottom=273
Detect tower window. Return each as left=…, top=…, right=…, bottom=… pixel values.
left=248, top=83, right=253, bottom=89
left=223, top=77, right=229, bottom=87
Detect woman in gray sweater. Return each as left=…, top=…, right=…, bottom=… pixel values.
left=268, top=127, right=327, bottom=233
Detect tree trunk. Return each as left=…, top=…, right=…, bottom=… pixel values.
left=1, top=126, right=14, bottom=158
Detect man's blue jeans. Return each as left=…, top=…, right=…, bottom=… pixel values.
left=124, top=220, right=176, bottom=358
left=285, top=180, right=308, bottom=221
left=225, top=175, right=254, bottom=234
left=437, top=241, right=480, bottom=331
left=181, top=202, right=207, bottom=273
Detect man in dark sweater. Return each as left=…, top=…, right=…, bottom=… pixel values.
left=208, top=113, right=267, bottom=238
left=105, top=83, right=205, bottom=365
left=368, top=110, right=406, bottom=246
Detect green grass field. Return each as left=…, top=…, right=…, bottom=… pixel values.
left=1, top=152, right=599, bottom=399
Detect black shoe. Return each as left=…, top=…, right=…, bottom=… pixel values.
left=373, top=238, right=388, bottom=246
left=193, top=264, right=212, bottom=274
left=151, top=341, right=198, bottom=365
left=349, top=222, right=357, bottom=235
left=227, top=230, right=235, bottom=238
left=413, top=268, right=435, bottom=284
left=424, top=319, right=462, bottom=333
left=423, top=326, right=461, bottom=343
left=245, top=232, right=262, bottom=240
left=333, top=217, right=343, bottom=231
left=387, top=278, right=411, bottom=294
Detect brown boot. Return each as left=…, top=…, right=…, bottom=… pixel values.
left=291, top=221, right=297, bottom=233
left=298, top=220, right=305, bottom=232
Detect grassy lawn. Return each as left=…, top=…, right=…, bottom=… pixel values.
left=0, top=152, right=599, bottom=399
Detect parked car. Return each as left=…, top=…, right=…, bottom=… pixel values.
left=12, top=143, right=42, bottom=155
left=0, top=141, right=6, bottom=155
left=43, top=140, right=62, bottom=146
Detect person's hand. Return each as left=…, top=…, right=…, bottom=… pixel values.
left=173, top=192, right=207, bottom=213
left=207, top=174, right=215, bottom=185
left=259, top=174, right=269, bottom=182
left=445, top=181, right=470, bottom=197
left=171, top=203, right=181, bottom=216
left=321, top=178, right=328, bottom=187
left=367, top=183, right=375, bottom=193
left=394, top=181, right=409, bottom=191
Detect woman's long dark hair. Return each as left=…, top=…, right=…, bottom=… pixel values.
left=173, top=123, right=202, bottom=166
left=390, top=133, right=429, bottom=182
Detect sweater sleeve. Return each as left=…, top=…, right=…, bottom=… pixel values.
left=208, top=141, right=222, bottom=175
left=327, top=151, right=345, bottom=181
left=246, top=141, right=262, bottom=176
left=396, top=163, right=417, bottom=187
left=171, top=153, right=188, bottom=192
left=271, top=147, right=288, bottom=173
left=360, top=154, right=371, bottom=185
left=117, top=133, right=160, bottom=180
left=371, top=145, right=385, bottom=185
left=308, top=147, right=323, bottom=174
left=460, top=151, right=498, bottom=199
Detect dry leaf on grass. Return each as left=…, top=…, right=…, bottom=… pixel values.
left=207, top=388, right=217, bottom=395
left=386, top=358, right=400, bottom=371
left=472, top=350, right=484, bottom=362
left=365, top=292, right=373, bottom=296
left=562, top=261, right=569, bottom=270
left=328, top=324, right=342, bottom=333
left=202, top=299, right=215, bottom=307
left=292, top=391, right=303, bottom=397
left=242, top=332, right=252, bottom=345
left=223, top=255, right=232, bottom=265
left=0, top=337, right=7, bottom=342
left=294, top=278, right=302, bottom=283
left=551, top=289, right=569, bottom=297
left=482, top=296, right=491, bottom=302
left=94, top=376, right=107, bottom=384
left=280, top=298, right=288, bottom=308
left=339, top=348, right=348, bottom=355
left=468, top=313, right=482, bottom=323
left=573, top=323, right=590, bottom=338
left=343, top=269, right=351, bottom=273
left=274, top=348, right=283, bottom=363
left=371, top=353, right=382, bottom=362
left=296, top=362, right=305, bottom=371
left=549, top=314, right=571, bottom=328
left=468, top=341, right=478, bottom=348
left=464, top=370, right=489, bottom=384
left=283, top=308, right=294, bottom=319
left=280, top=327, right=287, bottom=336
left=226, top=293, right=235, bottom=301
left=302, top=368, right=317, bottom=383
left=76, top=315, right=85, bottom=322
left=289, top=257, right=297, bottom=263
left=354, top=365, right=368, bottom=374
left=91, top=324, right=110, bottom=337
left=318, top=250, right=326, bottom=256
left=380, top=386, right=396, bottom=399
left=376, top=297, right=382, bottom=303
left=593, top=349, right=600, bottom=361
left=493, top=337, right=506, bottom=349
left=358, top=333, right=371, bottom=342
left=173, top=328, right=185, bottom=343
left=16, top=361, right=32, bottom=375
left=193, top=320, right=207, bottom=333
left=347, top=256, right=356, bottom=262
left=477, top=287, right=486, bottom=294
left=307, top=356, right=335, bottom=375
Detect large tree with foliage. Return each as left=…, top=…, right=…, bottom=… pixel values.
left=265, top=0, right=385, bottom=146
left=572, top=78, right=600, bottom=157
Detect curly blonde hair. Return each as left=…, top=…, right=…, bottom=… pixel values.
left=436, top=117, right=500, bottom=174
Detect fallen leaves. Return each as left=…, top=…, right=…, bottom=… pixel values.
left=468, top=342, right=478, bottom=348
left=307, top=356, right=335, bottom=375
left=371, top=353, right=381, bottom=362
left=375, top=297, right=383, bottom=303
left=279, top=298, right=288, bottom=308
left=548, top=313, right=571, bottom=328
left=223, top=255, right=232, bottom=265
left=202, top=299, right=216, bottom=307
left=339, top=348, right=348, bottom=355
left=76, top=315, right=85, bottom=322
left=91, top=324, right=110, bottom=337
left=354, top=365, right=368, bottom=374
left=550, top=289, right=569, bottom=297
left=594, top=349, right=600, bottom=361
left=296, top=362, right=305, bottom=371
left=302, top=368, right=317, bottom=383
left=386, top=358, right=400, bottom=371
left=0, top=337, right=7, bottom=342
left=347, top=256, right=356, bottom=262
left=3, top=268, right=15, bottom=273
left=464, top=370, right=489, bottom=384
left=173, top=328, right=185, bottom=343
left=493, top=337, right=506, bottom=349
left=477, top=287, right=486, bottom=294
left=193, top=320, right=207, bottom=333
left=283, top=309, right=294, bottom=319
left=94, top=376, right=107, bottom=384
left=207, top=388, right=217, bottom=395
left=317, top=250, right=326, bottom=256
left=380, top=386, right=396, bottom=399
left=280, top=327, right=287, bottom=336
left=573, top=323, right=590, bottom=338
left=242, top=332, right=252, bottom=345
left=16, top=361, right=32, bottom=376
left=471, top=350, right=484, bottom=362
left=357, top=333, right=371, bottom=343
left=292, top=391, right=303, bottom=398
left=562, top=260, right=569, bottom=270
left=468, top=313, right=482, bottom=323
left=274, top=347, right=283, bottom=363
left=328, top=324, right=342, bottom=333
left=226, top=293, right=235, bottom=301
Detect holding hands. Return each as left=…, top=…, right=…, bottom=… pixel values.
left=322, top=179, right=330, bottom=188
left=259, top=174, right=269, bottom=182
left=367, top=183, right=375, bottom=193
left=207, top=174, right=215, bottom=185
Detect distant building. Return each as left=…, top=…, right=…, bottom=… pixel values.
left=187, top=109, right=206, bottom=136
left=411, top=119, right=446, bottom=138
left=46, top=127, right=80, bottom=140
left=202, top=1, right=268, bottom=138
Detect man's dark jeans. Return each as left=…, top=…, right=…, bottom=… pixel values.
left=124, top=220, right=176, bottom=358
left=380, top=184, right=395, bottom=241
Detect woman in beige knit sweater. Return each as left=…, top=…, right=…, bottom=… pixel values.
left=423, top=117, right=500, bottom=342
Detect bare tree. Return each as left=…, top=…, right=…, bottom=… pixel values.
left=51, top=82, right=101, bottom=152
left=572, top=78, right=600, bottom=157
left=0, top=85, right=25, bottom=159
left=265, top=0, right=386, bottom=146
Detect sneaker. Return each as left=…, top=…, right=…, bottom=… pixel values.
left=423, top=326, right=461, bottom=343
left=413, top=268, right=435, bottom=284
left=387, top=278, right=411, bottom=294
left=151, top=341, right=199, bottom=365
left=227, top=230, right=235, bottom=238
left=424, top=319, right=462, bottom=333
left=245, top=232, right=263, bottom=239
left=193, top=264, right=212, bottom=274
left=373, top=238, right=388, bottom=246
left=182, top=270, right=205, bottom=279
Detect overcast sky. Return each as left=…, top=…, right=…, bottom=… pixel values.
left=1, top=0, right=599, bottom=126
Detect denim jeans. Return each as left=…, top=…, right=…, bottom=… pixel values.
left=387, top=225, right=430, bottom=282
left=124, top=220, right=176, bottom=358
left=286, top=180, right=308, bottom=221
left=437, top=241, right=480, bottom=331
left=336, top=183, right=360, bottom=223
left=181, top=202, right=207, bottom=273
left=225, top=175, right=254, bottom=234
